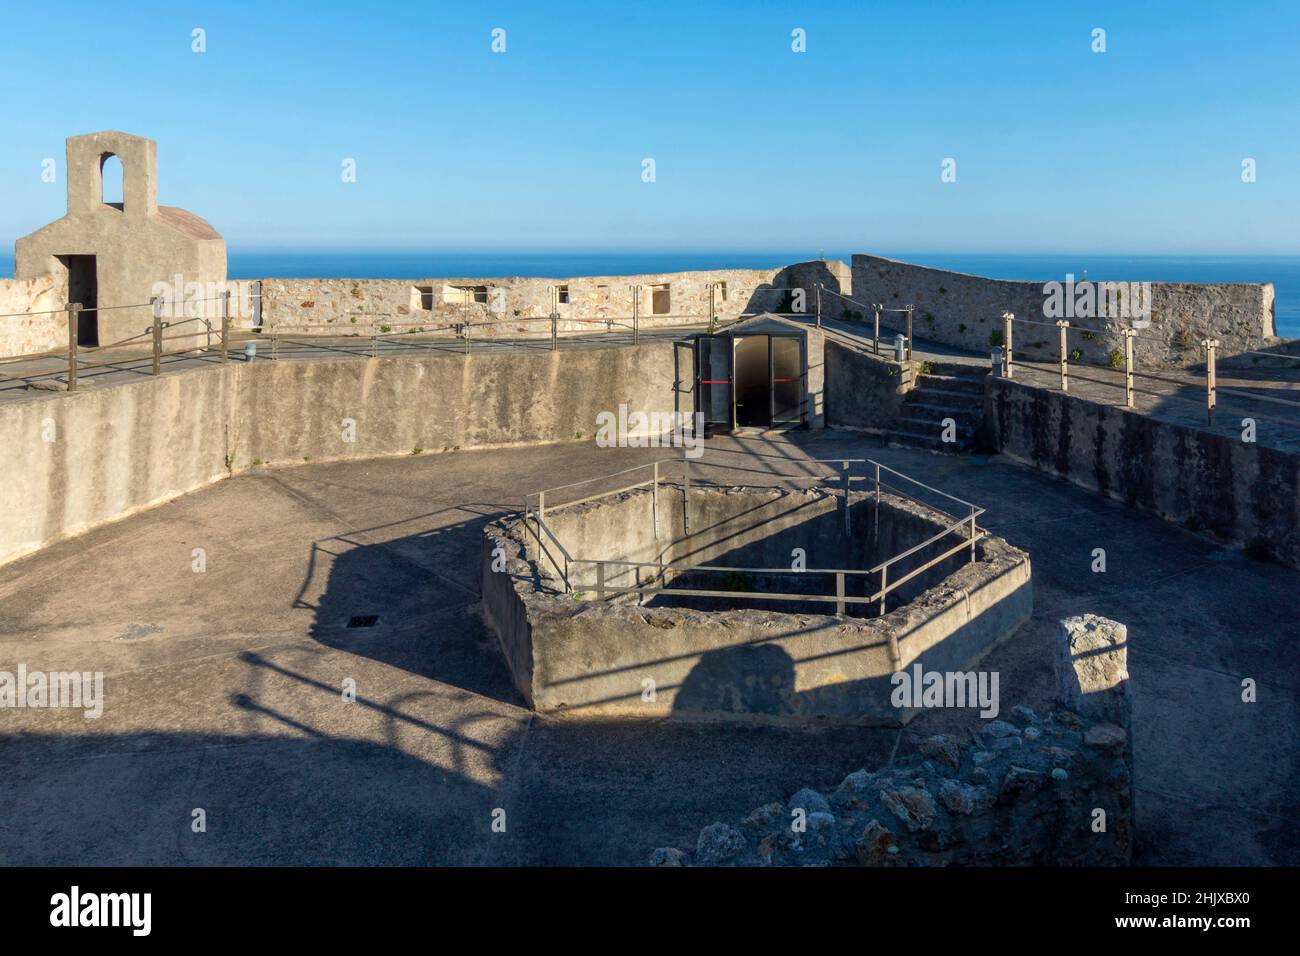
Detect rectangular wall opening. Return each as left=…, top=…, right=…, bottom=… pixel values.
left=58, top=254, right=98, bottom=346
left=651, top=284, right=671, bottom=315
left=734, top=334, right=771, bottom=428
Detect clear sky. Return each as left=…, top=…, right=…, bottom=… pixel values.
left=1, top=0, right=1297, bottom=254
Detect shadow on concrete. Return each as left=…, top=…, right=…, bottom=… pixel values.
left=673, top=643, right=798, bottom=717
left=295, top=503, right=525, bottom=706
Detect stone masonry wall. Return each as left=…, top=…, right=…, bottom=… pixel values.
left=0, top=274, right=66, bottom=358
left=852, top=254, right=1276, bottom=367
left=254, top=261, right=846, bottom=336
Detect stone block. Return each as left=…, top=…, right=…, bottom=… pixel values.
left=1057, top=614, right=1130, bottom=726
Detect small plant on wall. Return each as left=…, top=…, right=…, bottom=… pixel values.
left=989, top=330, right=1004, bottom=347
left=1108, top=349, right=1124, bottom=369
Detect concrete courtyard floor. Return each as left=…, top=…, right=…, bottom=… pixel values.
left=1, top=432, right=1296, bottom=866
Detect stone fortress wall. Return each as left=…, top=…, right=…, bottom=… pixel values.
left=252, top=259, right=849, bottom=336
left=0, top=274, right=66, bottom=358
left=840, top=254, right=1276, bottom=367
left=1, top=247, right=1277, bottom=365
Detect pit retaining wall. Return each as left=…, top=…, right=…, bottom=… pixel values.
left=481, top=486, right=1032, bottom=724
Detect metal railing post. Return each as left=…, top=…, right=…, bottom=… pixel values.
left=523, top=498, right=533, bottom=562
left=151, top=297, right=163, bottom=375
left=873, top=461, right=881, bottom=542
left=905, top=306, right=914, bottom=360
left=878, top=565, right=888, bottom=617
left=1057, top=319, right=1069, bottom=391
left=873, top=304, right=881, bottom=354
left=464, top=319, right=471, bottom=354
left=969, top=506, right=977, bottom=562
left=370, top=325, right=378, bottom=358
left=1002, top=312, right=1014, bottom=379
left=550, top=312, right=557, bottom=351
left=66, top=302, right=80, bottom=392
left=1123, top=329, right=1135, bottom=408
left=652, top=461, right=660, bottom=539
left=629, top=284, right=639, bottom=345
left=682, top=448, right=691, bottom=532
left=842, top=460, right=851, bottom=535
left=1204, top=338, right=1218, bottom=425
left=538, top=490, right=545, bottom=522
left=596, top=560, right=606, bottom=601
left=220, top=290, right=230, bottom=363
left=816, top=284, right=822, bottom=328
left=835, top=571, right=845, bottom=616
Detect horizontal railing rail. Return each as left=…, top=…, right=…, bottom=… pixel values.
left=519, top=452, right=984, bottom=619
left=997, top=311, right=1300, bottom=436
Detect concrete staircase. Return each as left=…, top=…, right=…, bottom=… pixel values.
left=885, top=361, right=989, bottom=453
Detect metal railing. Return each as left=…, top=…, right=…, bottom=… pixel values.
left=818, top=286, right=914, bottom=358
left=519, top=452, right=985, bottom=627
left=998, top=312, right=1300, bottom=435
left=0, top=293, right=237, bottom=391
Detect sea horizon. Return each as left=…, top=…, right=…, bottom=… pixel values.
left=4, top=249, right=1297, bottom=337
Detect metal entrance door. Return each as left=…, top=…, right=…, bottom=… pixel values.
left=695, top=334, right=733, bottom=435
left=771, top=335, right=803, bottom=424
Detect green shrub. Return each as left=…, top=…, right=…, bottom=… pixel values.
left=989, top=330, right=1004, bottom=347
left=1108, top=349, right=1124, bottom=369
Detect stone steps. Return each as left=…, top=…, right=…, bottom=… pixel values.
left=883, top=366, right=988, bottom=453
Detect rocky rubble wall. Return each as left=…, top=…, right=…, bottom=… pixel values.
left=651, top=614, right=1134, bottom=866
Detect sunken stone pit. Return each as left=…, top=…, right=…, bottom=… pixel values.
left=481, top=481, right=1032, bottom=725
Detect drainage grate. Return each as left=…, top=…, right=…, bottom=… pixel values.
left=347, top=615, right=380, bottom=629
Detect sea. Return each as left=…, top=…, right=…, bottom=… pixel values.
left=3, top=250, right=1296, bottom=338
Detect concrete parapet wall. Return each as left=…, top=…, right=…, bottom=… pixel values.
left=987, top=375, right=1300, bottom=567
left=824, top=340, right=913, bottom=433
left=0, top=341, right=681, bottom=568
left=853, top=254, right=1276, bottom=366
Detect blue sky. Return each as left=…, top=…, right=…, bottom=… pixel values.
left=1, top=0, right=1297, bottom=254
